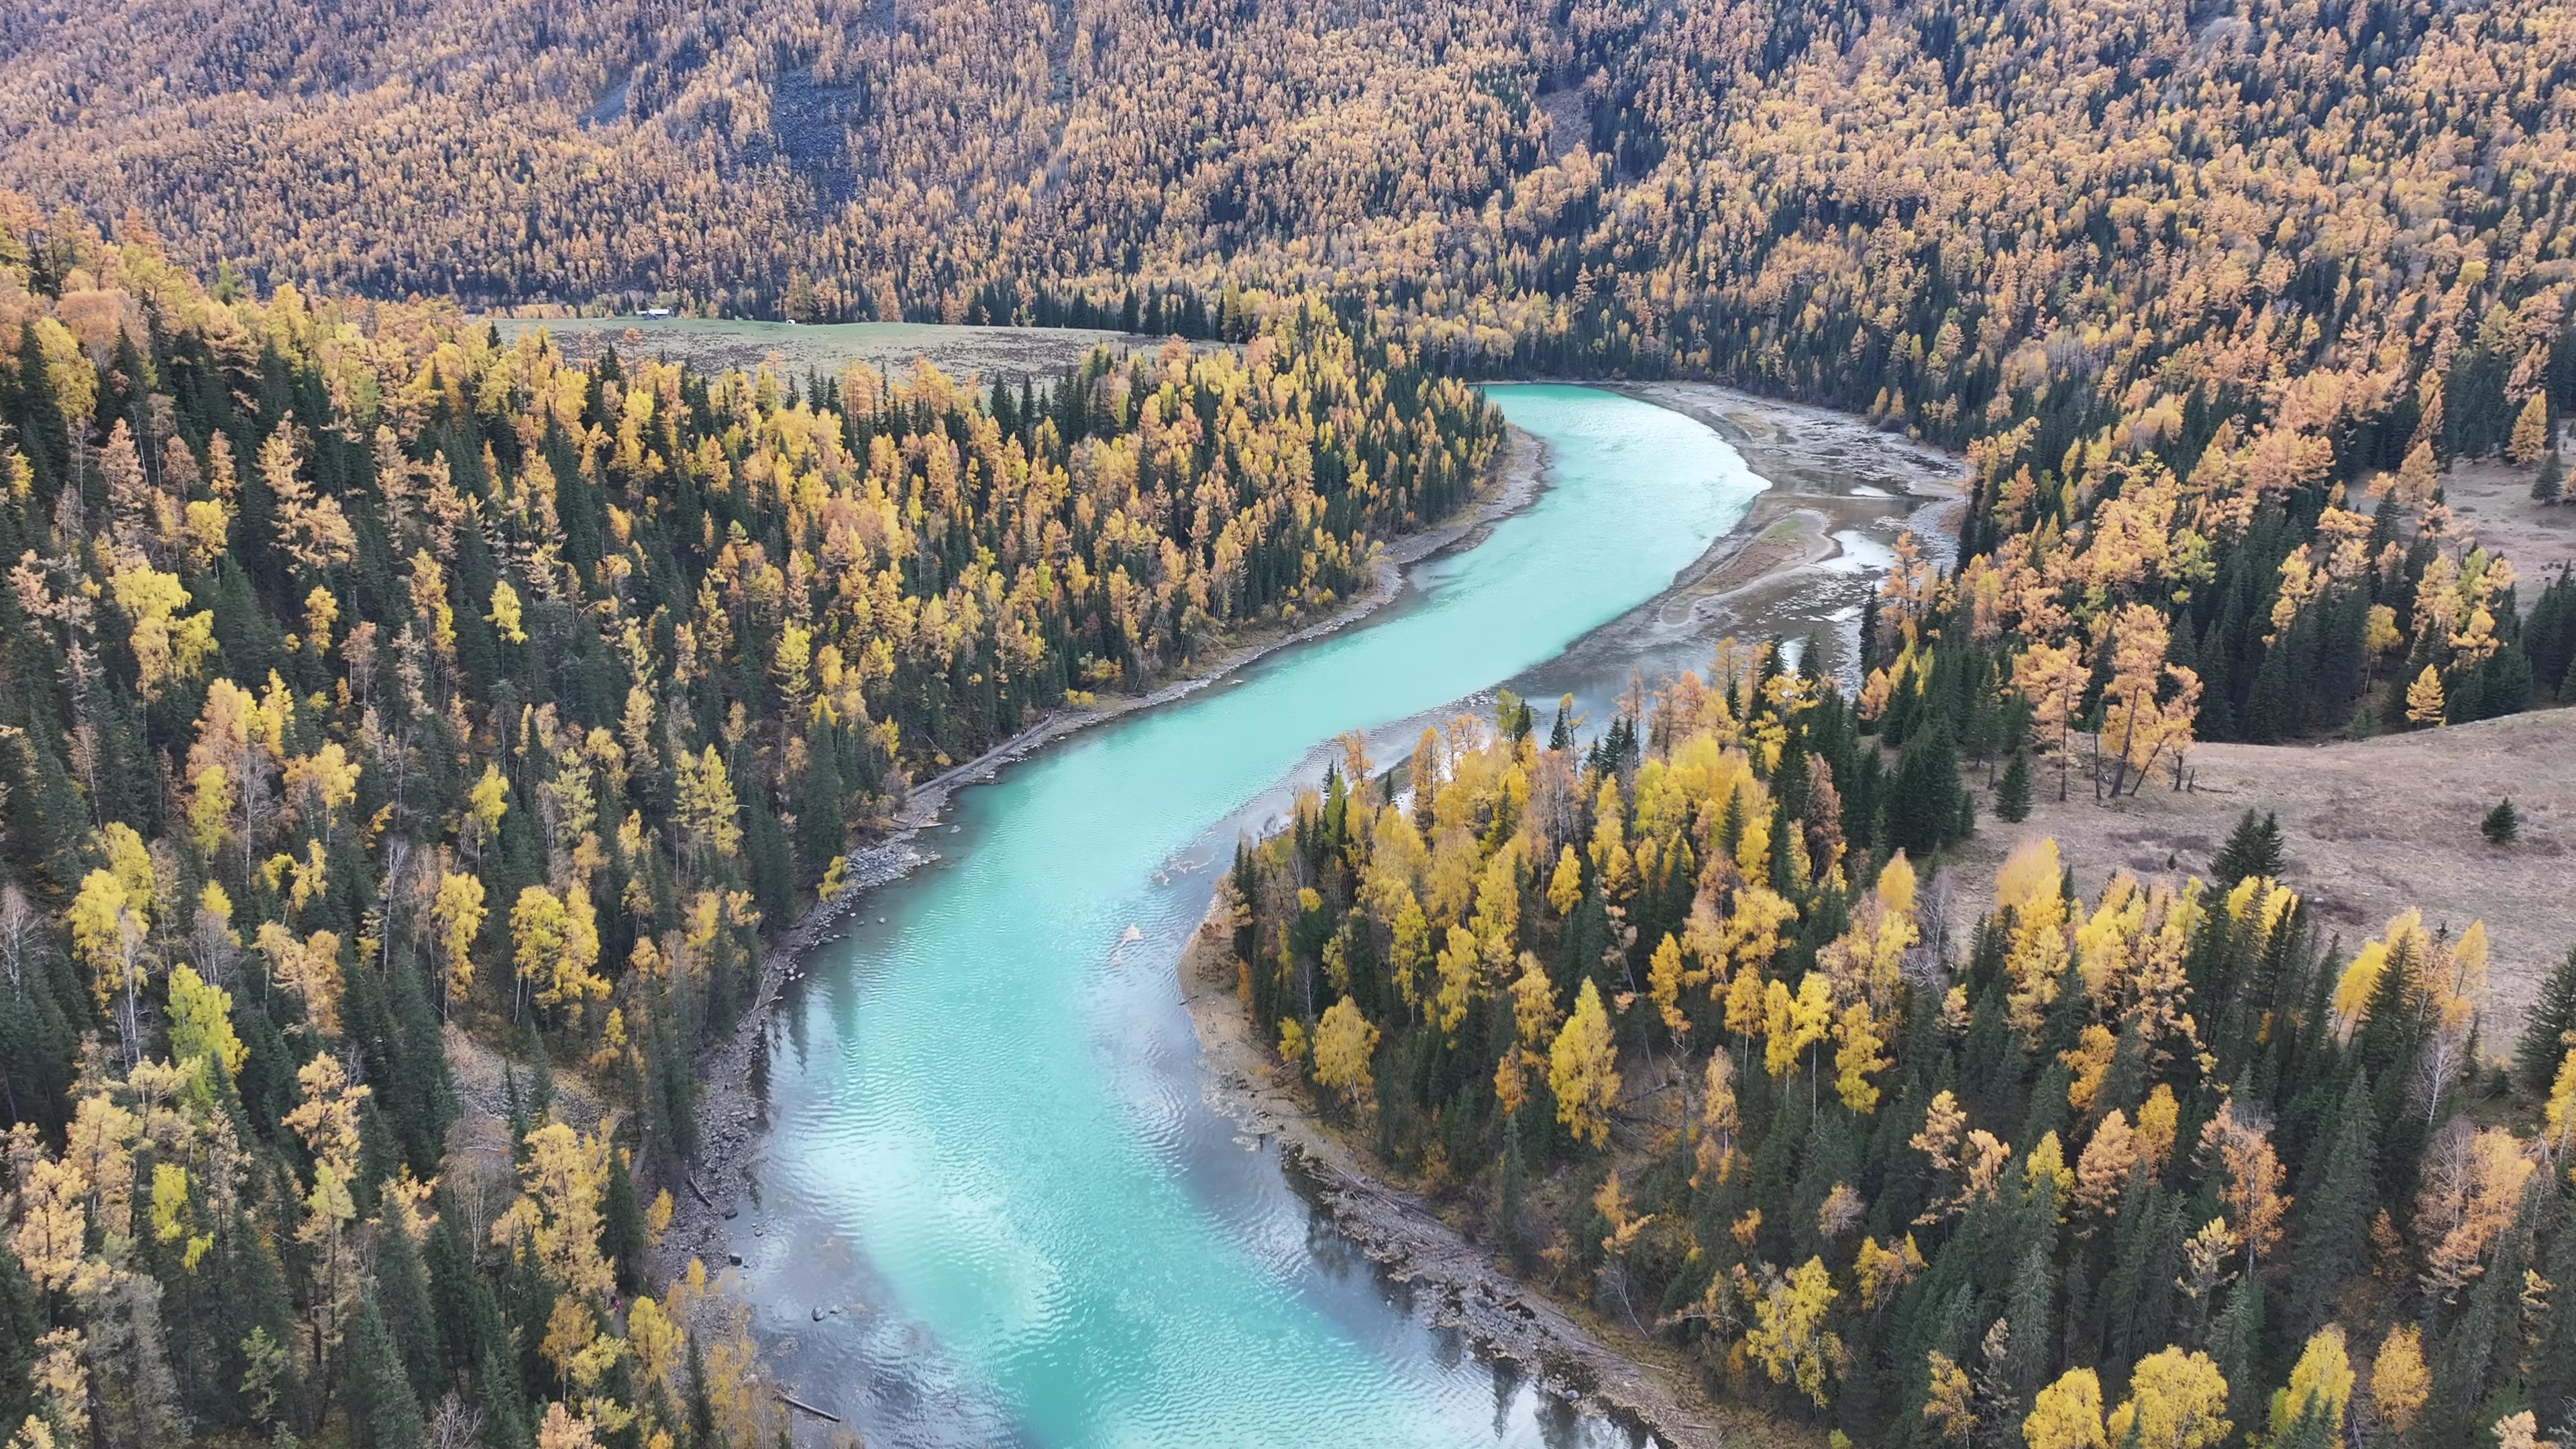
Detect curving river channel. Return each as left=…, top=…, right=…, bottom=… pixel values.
left=739, top=386, right=1768, bottom=1447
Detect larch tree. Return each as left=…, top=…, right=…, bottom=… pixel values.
left=2405, top=666, right=2447, bottom=727
left=1310, top=996, right=1379, bottom=1111
left=2106, top=1348, right=2233, bottom=1449
left=2025, top=1367, right=2108, bottom=1449
left=2369, top=1325, right=2429, bottom=1436
left=1548, top=979, right=1619, bottom=1150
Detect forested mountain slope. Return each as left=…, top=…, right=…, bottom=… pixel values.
left=8, top=0, right=2573, bottom=745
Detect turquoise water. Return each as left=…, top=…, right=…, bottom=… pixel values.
left=745, top=386, right=1766, bottom=1446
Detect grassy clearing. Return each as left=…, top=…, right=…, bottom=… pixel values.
left=482, top=315, right=1171, bottom=380
left=1943, top=707, right=2576, bottom=1031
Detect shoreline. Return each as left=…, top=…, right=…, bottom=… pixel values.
left=1175, top=909, right=1769, bottom=1449
left=1162, top=384, right=1968, bottom=1449
left=656, top=421, right=1552, bottom=1280
left=1594, top=380, right=1966, bottom=683
left=656, top=382, right=1966, bottom=1446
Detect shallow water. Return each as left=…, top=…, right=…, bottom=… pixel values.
left=741, top=386, right=1765, bottom=1447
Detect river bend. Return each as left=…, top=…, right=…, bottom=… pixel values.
left=742, top=386, right=1765, bottom=1447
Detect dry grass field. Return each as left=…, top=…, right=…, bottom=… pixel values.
left=1943, top=707, right=2576, bottom=1034
left=486, top=316, right=1172, bottom=382
left=2441, top=453, right=2576, bottom=582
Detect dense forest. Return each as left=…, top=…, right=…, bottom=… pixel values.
left=0, top=211, right=1500, bottom=1449
left=1228, top=639, right=2576, bottom=1448
left=6, top=0, right=2572, bottom=752
left=6, top=0, right=2576, bottom=1442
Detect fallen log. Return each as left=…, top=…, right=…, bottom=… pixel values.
left=777, top=1395, right=841, bottom=1423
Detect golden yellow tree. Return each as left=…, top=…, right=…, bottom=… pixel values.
left=1833, top=998, right=1890, bottom=1112
left=2267, top=1326, right=2353, bottom=1445
left=2369, top=1324, right=2428, bottom=1435
left=512, top=885, right=608, bottom=1022
left=1548, top=978, right=1619, bottom=1150
left=2405, top=665, right=2447, bottom=727
left=165, top=964, right=246, bottom=1079
left=2106, top=1348, right=2231, bottom=1449
left=2025, top=1367, right=2108, bottom=1449
left=67, top=868, right=148, bottom=1063
left=2507, top=392, right=2551, bottom=465
left=1310, top=996, right=1379, bottom=1110
left=431, top=870, right=487, bottom=1014
left=494, top=1122, right=616, bottom=1301
left=1744, top=1257, right=1839, bottom=1407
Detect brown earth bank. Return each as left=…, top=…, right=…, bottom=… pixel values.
left=1599, top=382, right=1966, bottom=689
left=1942, top=707, right=2576, bottom=1034
left=653, top=421, right=1552, bottom=1283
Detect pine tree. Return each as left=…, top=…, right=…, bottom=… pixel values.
left=2530, top=1197, right=2576, bottom=1442
left=1996, top=748, right=2033, bottom=823
left=1885, top=731, right=1967, bottom=855
left=2483, top=797, right=2520, bottom=845
left=2269, top=1397, right=2339, bottom=1449
left=795, top=714, right=845, bottom=879
left=376, top=1220, right=445, bottom=1406
left=602, top=1148, right=646, bottom=1295
left=2515, top=948, right=2576, bottom=1093
left=2004, top=1208, right=2059, bottom=1403
left=2426, top=1180, right=2544, bottom=1445
left=2285, top=1072, right=2375, bottom=1338
left=2206, top=1279, right=2265, bottom=1434
left=0, top=1241, right=41, bottom=1431
left=478, top=1341, right=533, bottom=1449
left=345, top=1296, right=429, bottom=1449
left=2536, top=449, right=2565, bottom=503
left=2210, top=810, right=2285, bottom=884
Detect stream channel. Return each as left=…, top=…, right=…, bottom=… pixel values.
left=737, top=384, right=1768, bottom=1447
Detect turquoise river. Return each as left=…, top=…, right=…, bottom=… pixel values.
left=738, top=386, right=1767, bottom=1446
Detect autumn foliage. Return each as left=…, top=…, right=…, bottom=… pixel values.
left=1232, top=658, right=2576, bottom=1444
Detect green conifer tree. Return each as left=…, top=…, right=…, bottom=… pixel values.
left=376, top=1219, right=445, bottom=1406
left=1995, top=748, right=2033, bottom=823
left=2483, top=797, right=2521, bottom=844
left=2286, top=1072, right=2376, bottom=1338
left=345, top=1297, right=428, bottom=1449
left=602, top=1148, right=646, bottom=1295
left=2206, top=1277, right=2265, bottom=1433
left=2210, top=809, right=2284, bottom=883
left=2529, top=1195, right=2576, bottom=1442
left=2514, top=947, right=2576, bottom=1093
